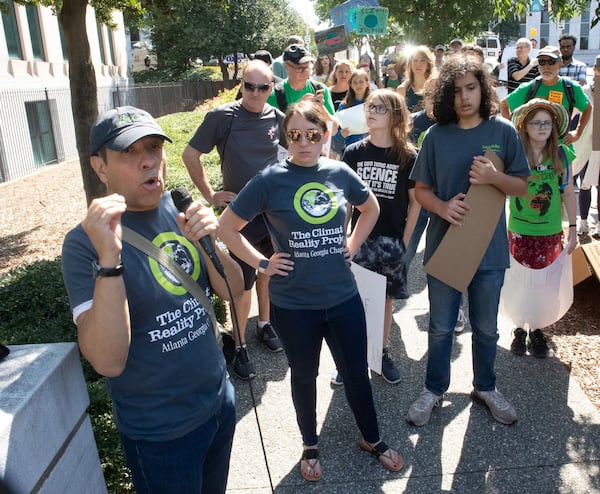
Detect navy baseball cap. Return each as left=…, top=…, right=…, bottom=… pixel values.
left=90, top=106, right=172, bottom=156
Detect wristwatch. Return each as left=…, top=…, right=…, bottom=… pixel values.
left=258, top=259, right=269, bottom=274
left=92, top=260, right=124, bottom=279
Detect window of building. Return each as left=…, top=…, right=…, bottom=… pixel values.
left=58, top=21, right=68, bottom=61
left=25, top=101, right=57, bottom=167
left=580, top=7, right=590, bottom=50
left=96, top=20, right=106, bottom=64
left=107, top=27, right=115, bottom=65
left=2, top=1, right=23, bottom=59
left=26, top=4, right=45, bottom=61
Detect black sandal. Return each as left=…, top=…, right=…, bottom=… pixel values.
left=300, top=448, right=321, bottom=481
left=358, top=438, right=403, bottom=472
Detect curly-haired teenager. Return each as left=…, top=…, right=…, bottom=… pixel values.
left=407, top=56, right=530, bottom=427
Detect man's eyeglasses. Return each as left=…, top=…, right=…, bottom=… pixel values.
left=286, top=129, right=323, bottom=144
left=243, top=81, right=272, bottom=93
left=538, top=59, right=557, bottom=66
left=528, top=120, right=553, bottom=130
left=366, top=103, right=389, bottom=114
left=287, top=64, right=311, bottom=73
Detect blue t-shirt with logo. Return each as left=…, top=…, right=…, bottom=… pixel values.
left=230, top=157, right=370, bottom=310
left=62, top=194, right=227, bottom=441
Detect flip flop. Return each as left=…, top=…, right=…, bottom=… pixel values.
left=300, top=448, right=321, bottom=482
left=358, top=438, right=403, bottom=472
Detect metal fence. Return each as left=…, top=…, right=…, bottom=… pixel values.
left=0, top=79, right=238, bottom=183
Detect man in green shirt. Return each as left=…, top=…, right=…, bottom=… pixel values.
left=501, top=45, right=591, bottom=147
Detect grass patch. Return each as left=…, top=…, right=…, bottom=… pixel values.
left=0, top=89, right=235, bottom=493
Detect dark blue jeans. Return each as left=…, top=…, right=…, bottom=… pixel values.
left=425, top=270, right=505, bottom=396
left=120, top=378, right=236, bottom=494
left=271, top=293, right=380, bottom=446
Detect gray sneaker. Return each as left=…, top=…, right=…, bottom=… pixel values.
left=471, top=388, right=517, bottom=425
left=455, top=307, right=467, bottom=333
left=407, top=389, right=443, bottom=426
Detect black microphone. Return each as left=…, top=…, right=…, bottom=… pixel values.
left=171, top=186, right=226, bottom=277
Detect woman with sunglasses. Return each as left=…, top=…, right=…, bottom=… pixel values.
left=339, top=89, right=420, bottom=385
left=219, top=101, right=403, bottom=481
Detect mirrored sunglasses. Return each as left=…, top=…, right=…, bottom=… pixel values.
left=286, top=129, right=323, bottom=144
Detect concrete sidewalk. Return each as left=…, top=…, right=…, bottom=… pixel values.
left=225, top=253, right=600, bottom=494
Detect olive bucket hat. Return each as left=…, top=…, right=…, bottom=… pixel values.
left=511, top=98, right=569, bottom=139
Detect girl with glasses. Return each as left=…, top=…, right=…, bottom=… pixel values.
left=219, top=101, right=403, bottom=482
left=507, top=98, right=577, bottom=358
left=338, top=89, right=420, bottom=385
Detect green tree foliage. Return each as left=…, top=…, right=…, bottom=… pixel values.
left=314, top=0, right=595, bottom=46
left=144, top=0, right=305, bottom=79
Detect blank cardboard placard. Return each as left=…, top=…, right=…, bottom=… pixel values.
left=423, top=148, right=505, bottom=292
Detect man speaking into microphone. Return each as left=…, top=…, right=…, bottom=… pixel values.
left=61, top=106, right=243, bottom=494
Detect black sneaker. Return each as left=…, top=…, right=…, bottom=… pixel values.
left=381, top=348, right=401, bottom=384
left=527, top=329, right=549, bottom=358
left=233, top=347, right=256, bottom=379
left=0, top=343, right=10, bottom=362
left=510, top=328, right=527, bottom=356
left=256, top=323, right=283, bottom=353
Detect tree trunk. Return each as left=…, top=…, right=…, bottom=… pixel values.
left=59, top=0, right=106, bottom=205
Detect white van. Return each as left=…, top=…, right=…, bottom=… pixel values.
left=476, top=32, right=502, bottom=60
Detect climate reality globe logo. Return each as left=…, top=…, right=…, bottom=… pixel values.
left=294, top=182, right=339, bottom=224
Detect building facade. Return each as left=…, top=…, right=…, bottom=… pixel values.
left=522, top=0, right=600, bottom=65
left=0, top=1, right=129, bottom=182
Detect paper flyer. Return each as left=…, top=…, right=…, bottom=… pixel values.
left=336, top=103, right=369, bottom=135
left=499, top=249, right=573, bottom=328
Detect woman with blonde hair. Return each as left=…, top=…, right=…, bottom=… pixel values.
left=329, top=59, right=353, bottom=111
left=397, top=45, right=436, bottom=113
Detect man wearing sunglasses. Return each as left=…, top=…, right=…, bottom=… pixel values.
left=182, top=60, right=288, bottom=380
left=501, top=45, right=591, bottom=147
left=267, top=44, right=335, bottom=115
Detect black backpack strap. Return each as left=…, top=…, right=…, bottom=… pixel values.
left=274, top=82, right=287, bottom=112
left=525, top=76, right=542, bottom=102
left=561, top=78, right=575, bottom=118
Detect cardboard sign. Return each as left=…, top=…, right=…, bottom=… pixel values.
left=355, top=7, right=388, bottom=35
left=423, top=148, right=506, bottom=292
left=330, top=0, right=379, bottom=33
left=314, top=26, right=349, bottom=55
left=351, top=262, right=385, bottom=375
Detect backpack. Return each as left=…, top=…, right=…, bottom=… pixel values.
left=525, top=76, right=576, bottom=120
left=274, top=80, right=324, bottom=113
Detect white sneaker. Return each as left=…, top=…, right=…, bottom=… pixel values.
left=455, top=308, right=467, bottom=333
left=577, top=218, right=589, bottom=235
left=406, top=389, right=443, bottom=426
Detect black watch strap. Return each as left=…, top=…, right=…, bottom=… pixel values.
left=92, top=260, right=124, bottom=279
